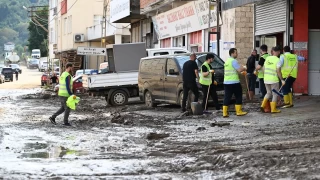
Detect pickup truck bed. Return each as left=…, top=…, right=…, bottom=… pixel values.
left=82, top=72, right=139, bottom=106
left=82, top=72, right=138, bottom=89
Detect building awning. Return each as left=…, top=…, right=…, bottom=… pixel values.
left=221, top=0, right=266, bottom=10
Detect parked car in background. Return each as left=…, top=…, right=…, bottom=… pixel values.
left=75, top=69, right=98, bottom=77
left=41, top=73, right=49, bottom=86
left=54, top=75, right=84, bottom=94
left=9, top=64, right=22, bottom=74
left=38, top=61, right=48, bottom=72
left=1, top=67, right=14, bottom=82
left=138, top=52, right=225, bottom=108
left=27, top=59, right=39, bottom=69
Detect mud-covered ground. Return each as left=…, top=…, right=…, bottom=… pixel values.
left=1, top=89, right=320, bottom=179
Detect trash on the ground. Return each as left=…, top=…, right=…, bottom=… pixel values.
left=210, top=121, right=231, bottom=127
left=196, top=127, right=206, bottom=131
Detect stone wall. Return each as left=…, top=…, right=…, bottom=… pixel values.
left=235, top=5, right=254, bottom=65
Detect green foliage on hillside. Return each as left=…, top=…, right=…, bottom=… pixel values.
left=0, top=0, right=48, bottom=56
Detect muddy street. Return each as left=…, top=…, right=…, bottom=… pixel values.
left=0, top=82, right=320, bottom=179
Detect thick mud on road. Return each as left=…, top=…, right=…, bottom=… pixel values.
left=0, top=89, right=320, bottom=179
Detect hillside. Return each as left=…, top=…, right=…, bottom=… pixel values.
left=0, top=0, right=48, bottom=56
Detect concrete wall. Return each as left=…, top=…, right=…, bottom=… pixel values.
left=57, top=0, right=103, bottom=52
left=234, top=5, right=254, bottom=65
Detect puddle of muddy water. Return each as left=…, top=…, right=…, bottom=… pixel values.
left=20, top=143, right=89, bottom=159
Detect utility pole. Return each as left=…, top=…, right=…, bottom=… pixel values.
left=26, top=5, right=50, bottom=84
left=100, top=0, right=109, bottom=69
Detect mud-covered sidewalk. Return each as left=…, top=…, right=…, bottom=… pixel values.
left=1, top=89, right=320, bottom=179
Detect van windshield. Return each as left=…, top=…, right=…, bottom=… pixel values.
left=175, top=56, right=191, bottom=69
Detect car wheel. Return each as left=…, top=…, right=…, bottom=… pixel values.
left=144, top=91, right=156, bottom=108
left=110, top=90, right=128, bottom=106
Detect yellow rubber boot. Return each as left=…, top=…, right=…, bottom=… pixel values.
left=223, top=106, right=229, bottom=118
left=235, top=105, right=248, bottom=116
left=271, top=102, right=281, bottom=113
left=281, top=95, right=290, bottom=108
left=289, top=93, right=294, bottom=107
left=260, top=98, right=269, bottom=112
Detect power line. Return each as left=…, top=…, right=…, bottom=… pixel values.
left=49, top=0, right=79, bottom=23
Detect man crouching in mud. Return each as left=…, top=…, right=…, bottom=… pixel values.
left=49, top=62, right=73, bottom=126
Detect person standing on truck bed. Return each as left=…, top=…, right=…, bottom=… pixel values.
left=50, top=73, right=59, bottom=90
left=49, top=63, right=74, bottom=126
left=181, top=53, right=200, bottom=113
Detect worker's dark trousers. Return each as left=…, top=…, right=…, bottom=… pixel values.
left=201, top=84, right=220, bottom=110
left=223, top=83, right=243, bottom=106
left=259, top=78, right=267, bottom=98
left=52, top=96, right=70, bottom=124
left=16, top=76, right=18, bottom=81
left=182, top=82, right=199, bottom=111
left=282, top=76, right=296, bottom=95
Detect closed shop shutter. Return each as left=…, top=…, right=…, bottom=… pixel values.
left=255, top=0, right=287, bottom=35
left=161, top=38, right=171, bottom=48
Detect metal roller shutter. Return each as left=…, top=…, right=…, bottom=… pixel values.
left=255, top=0, right=287, bottom=36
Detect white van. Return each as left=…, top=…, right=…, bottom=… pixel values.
left=146, top=48, right=190, bottom=57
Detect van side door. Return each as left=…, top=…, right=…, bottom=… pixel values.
left=164, top=58, right=181, bottom=103
left=150, top=58, right=166, bottom=101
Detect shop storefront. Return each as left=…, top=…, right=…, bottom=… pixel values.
left=254, top=0, right=289, bottom=53
left=293, top=0, right=320, bottom=95
left=152, top=0, right=221, bottom=52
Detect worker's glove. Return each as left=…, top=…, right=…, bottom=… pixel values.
left=254, top=71, right=258, bottom=75
left=209, top=69, right=215, bottom=73
left=214, top=81, right=218, bottom=86
left=281, top=80, right=286, bottom=86
left=243, top=65, right=247, bottom=70
left=241, top=71, right=247, bottom=76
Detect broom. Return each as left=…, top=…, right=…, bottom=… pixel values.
left=272, top=61, right=298, bottom=98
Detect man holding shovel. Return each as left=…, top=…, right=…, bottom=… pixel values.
left=278, top=46, right=298, bottom=108
left=200, top=53, right=221, bottom=113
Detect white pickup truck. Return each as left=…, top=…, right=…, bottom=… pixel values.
left=82, top=43, right=145, bottom=106
left=82, top=71, right=138, bottom=106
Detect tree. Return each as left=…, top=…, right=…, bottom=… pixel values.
left=0, top=27, right=19, bottom=43
left=27, top=7, right=48, bottom=57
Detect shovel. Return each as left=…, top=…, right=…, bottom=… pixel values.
left=272, top=61, right=298, bottom=98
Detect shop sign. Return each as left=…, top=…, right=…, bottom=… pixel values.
left=110, top=0, right=130, bottom=23
left=152, top=0, right=222, bottom=39
left=223, top=42, right=235, bottom=50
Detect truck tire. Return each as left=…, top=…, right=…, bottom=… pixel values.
left=110, top=90, right=128, bottom=106
left=144, top=91, right=156, bottom=108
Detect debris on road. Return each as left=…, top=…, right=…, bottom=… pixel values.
left=210, top=120, right=231, bottom=127
left=147, top=132, right=170, bottom=140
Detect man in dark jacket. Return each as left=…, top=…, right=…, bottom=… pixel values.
left=246, top=50, right=258, bottom=100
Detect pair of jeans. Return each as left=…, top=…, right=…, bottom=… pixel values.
left=52, top=96, right=70, bottom=124
left=247, top=73, right=257, bottom=92
left=223, top=83, right=243, bottom=106
left=264, top=83, right=279, bottom=102
left=282, top=76, right=296, bottom=95
left=259, top=78, right=267, bottom=98
left=182, top=81, right=199, bottom=111
left=201, top=84, right=220, bottom=110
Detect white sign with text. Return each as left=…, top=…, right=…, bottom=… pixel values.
left=110, top=0, right=130, bottom=23
left=152, top=0, right=222, bottom=39
left=77, top=47, right=107, bottom=56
